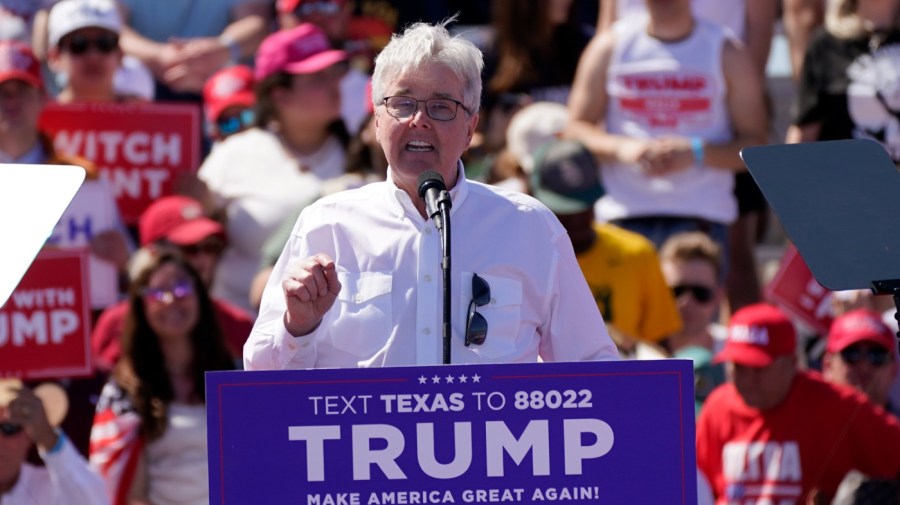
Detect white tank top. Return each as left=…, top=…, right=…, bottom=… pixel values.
left=598, top=17, right=737, bottom=224
left=616, top=0, right=746, bottom=41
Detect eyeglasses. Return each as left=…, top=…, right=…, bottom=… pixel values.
left=63, top=32, right=119, bottom=55
left=141, top=280, right=194, bottom=304
left=839, top=346, right=892, bottom=366
left=180, top=238, right=226, bottom=257
left=215, top=109, right=254, bottom=137
left=382, top=95, right=471, bottom=122
left=0, top=422, right=22, bottom=436
left=465, top=273, right=490, bottom=347
left=671, top=284, right=714, bottom=304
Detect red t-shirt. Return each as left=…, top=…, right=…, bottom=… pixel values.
left=697, top=371, right=900, bottom=504
left=91, top=298, right=253, bottom=371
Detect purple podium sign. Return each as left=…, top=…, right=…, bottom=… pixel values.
left=206, top=360, right=697, bottom=505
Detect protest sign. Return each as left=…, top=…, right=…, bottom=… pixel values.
left=40, top=102, right=201, bottom=224
left=766, top=245, right=833, bottom=334
left=0, top=249, right=91, bottom=378
left=207, top=360, right=697, bottom=505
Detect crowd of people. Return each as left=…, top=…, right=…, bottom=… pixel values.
left=2, top=0, right=900, bottom=503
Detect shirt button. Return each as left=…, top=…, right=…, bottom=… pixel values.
left=423, top=328, right=431, bottom=335
left=354, top=294, right=363, bottom=303
left=301, top=342, right=309, bottom=348
left=425, top=227, right=433, bottom=235
left=424, top=275, right=432, bottom=282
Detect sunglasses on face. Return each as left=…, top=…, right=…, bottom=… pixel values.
left=180, top=238, right=226, bottom=257
left=465, top=273, right=490, bottom=347
left=215, top=109, right=254, bottom=137
left=141, top=280, right=194, bottom=305
left=671, top=284, right=714, bottom=304
left=63, top=32, right=119, bottom=55
left=839, top=346, right=892, bottom=366
left=0, top=422, right=23, bottom=436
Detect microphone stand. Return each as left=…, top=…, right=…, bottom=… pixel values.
left=437, top=190, right=452, bottom=365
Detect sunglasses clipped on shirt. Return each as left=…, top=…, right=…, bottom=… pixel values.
left=465, top=273, right=491, bottom=347
left=671, top=284, right=715, bottom=304
left=839, top=345, right=892, bottom=367
left=63, top=32, right=119, bottom=56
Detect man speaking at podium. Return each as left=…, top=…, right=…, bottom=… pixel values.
left=244, top=19, right=618, bottom=370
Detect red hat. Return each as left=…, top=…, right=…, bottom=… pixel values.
left=0, top=41, right=42, bottom=90
left=715, top=303, right=796, bottom=367
left=827, top=308, right=895, bottom=353
left=138, top=196, right=225, bottom=247
left=277, top=0, right=344, bottom=15
left=203, top=65, right=255, bottom=122
left=254, top=23, right=347, bottom=82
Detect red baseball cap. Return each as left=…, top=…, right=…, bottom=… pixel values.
left=0, top=41, right=42, bottom=90
left=203, top=65, right=255, bottom=122
left=138, top=196, right=225, bottom=247
left=827, top=308, right=895, bottom=353
left=715, top=303, right=797, bottom=367
left=277, top=0, right=344, bottom=15
left=255, top=23, right=347, bottom=82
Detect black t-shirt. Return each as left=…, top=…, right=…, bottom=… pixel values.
left=794, top=27, right=900, bottom=163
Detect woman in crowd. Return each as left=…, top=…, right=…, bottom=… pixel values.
left=90, top=253, right=234, bottom=505
left=197, top=23, right=349, bottom=313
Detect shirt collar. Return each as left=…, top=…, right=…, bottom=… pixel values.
left=385, top=161, right=470, bottom=221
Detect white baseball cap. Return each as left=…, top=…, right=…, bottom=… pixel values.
left=48, top=0, right=122, bottom=48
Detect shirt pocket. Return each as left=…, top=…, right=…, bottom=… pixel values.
left=328, top=271, right=393, bottom=357
left=459, top=272, right=523, bottom=360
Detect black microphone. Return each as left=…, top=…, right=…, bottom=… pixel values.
left=417, top=171, right=446, bottom=225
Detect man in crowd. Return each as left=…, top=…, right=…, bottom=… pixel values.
left=697, top=303, right=900, bottom=503
left=0, top=380, right=108, bottom=504
left=823, top=308, right=899, bottom=415
left=565, top=0, right=768, bottom=254
left=244, top=19, right=618, bottom=370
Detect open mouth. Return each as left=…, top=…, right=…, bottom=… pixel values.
left=406, top=140, right=434, bottom=152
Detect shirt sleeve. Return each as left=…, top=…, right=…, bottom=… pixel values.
left=41, top=433, right=111, bottom=505
left=244, top=211, right=326, bottom=370
left=538, top=231, right=619, bottom=362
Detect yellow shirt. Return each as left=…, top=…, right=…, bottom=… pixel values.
left=577, top=223, right=682, bottom=343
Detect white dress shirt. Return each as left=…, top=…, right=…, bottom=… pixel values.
left=1, top=434, right=109, bottom=505
left=244, top=164, right=619, bottom=369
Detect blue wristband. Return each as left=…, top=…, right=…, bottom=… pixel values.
left=46, top=430, right=65, bottom=455
left=691, top=137, right=704, bottom=166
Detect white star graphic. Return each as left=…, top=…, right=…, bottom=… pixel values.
left=418, top=375, right=427, bottom=385
left=445, top=374, right=455, bottom=384
left=472, top=374, right=481, bottom=383
left=458, top=374, right=468, bottom=383
left=432, top=375, right=441, bottom=384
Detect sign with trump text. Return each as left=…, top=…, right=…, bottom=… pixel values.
left=40, top=102, right=201, bottom=225
left=206, top=360, right=696, bottom=505
left=0, top=249, right=91, bottom=378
